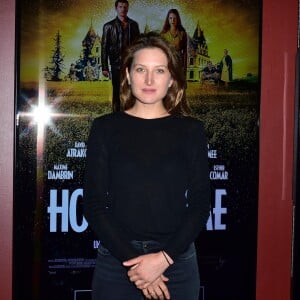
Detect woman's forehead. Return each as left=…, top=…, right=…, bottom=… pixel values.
left=133, top=47, right=167, bottom=62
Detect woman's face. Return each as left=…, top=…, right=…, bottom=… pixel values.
left=126, top=47, right=173, bottom=107
left=168, top=13, right=178, bottom=28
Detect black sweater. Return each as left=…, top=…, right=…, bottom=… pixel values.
left=84, top=112, right=210, bottom=262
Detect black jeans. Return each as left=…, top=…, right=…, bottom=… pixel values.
left=91, top=241, right=200, bottom=300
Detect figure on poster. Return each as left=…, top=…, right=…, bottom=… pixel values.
left=93, top=61, right=101, bottom=81
left=101, top=0, right=140, bottom=112
left=161, top=9, right=187, bottom=75
left=68, top=63, right=79, bottom=81
left=202, top=61, right=220, bottom=83
left=84, top=32, right=210, bottom=300
left=75, top=59, right=84, bottom=81
left=220, top=48, right=233, bottom=84
left=83, top=61, right=96, bottom=81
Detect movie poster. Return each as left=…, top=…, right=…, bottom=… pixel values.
left=14, top=1, right=260, bottom=299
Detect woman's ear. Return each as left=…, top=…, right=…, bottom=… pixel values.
left=126, top=68, right=131, bottom=85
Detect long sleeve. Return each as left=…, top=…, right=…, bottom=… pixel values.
left=83, top=117, right=140, bottom=261
left=163, top=120, right=211, bottom=260
left=101, top=25, right=110, bottom=72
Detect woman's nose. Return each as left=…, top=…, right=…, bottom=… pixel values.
left=145, top=71, right=153, bottom=85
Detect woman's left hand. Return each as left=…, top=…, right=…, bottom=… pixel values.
left=123, top=252, right=171, bottom=289
left=142, top=275, right=170, bottom=299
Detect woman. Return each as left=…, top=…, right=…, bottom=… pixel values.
left=220, top=49, right=233, bottom=84
left=161, top=9, right=188, bottom=75
left=84, top=32, right=210, bottom=300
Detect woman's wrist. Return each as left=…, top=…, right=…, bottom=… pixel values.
left=161, top=250, right=174, bottom=266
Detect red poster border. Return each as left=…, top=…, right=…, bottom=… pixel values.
left=0, top=0, right=15, bottom=299
left=256, top=0, right=298, bottom=299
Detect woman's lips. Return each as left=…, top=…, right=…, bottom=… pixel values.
left=142, top=88, right=156, bottom=93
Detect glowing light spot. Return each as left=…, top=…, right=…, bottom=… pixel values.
left=32, top=104, right=52, bottom=125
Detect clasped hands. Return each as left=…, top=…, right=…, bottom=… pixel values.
left=123, top=251, right=173, bottom=300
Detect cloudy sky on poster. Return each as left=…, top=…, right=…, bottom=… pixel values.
left=19, top=0, right=260, bottom=81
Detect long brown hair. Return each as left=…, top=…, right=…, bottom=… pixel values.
left=161, top=9, right=186, bottom=34
left=120, top=32, right=190, bottom=116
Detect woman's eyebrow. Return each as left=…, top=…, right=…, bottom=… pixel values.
left=133, top=63, right=168, bottom=68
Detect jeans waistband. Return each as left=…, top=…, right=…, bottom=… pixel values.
left=130, top=240, right=196, bottom=258
left=130, top=240, right=163, bottom=254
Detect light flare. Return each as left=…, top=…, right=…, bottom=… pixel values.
left=32, top=104, right=52, bottom=126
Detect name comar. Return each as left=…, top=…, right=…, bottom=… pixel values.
left=66, top=148, right=87, bottom=158
left=209, top=171, right=228, bottom=180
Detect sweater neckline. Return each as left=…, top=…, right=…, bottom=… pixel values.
left=121, top=111, right=174, bottom=121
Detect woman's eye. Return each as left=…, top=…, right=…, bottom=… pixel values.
left=156, top=69, right=165, bottom=73
left=136, top=67, right=145, bottom=72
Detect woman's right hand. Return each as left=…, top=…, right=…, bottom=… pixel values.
left=123, top=251, right=173, bottom=289
left=142, top=275, right=170, bottom=300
